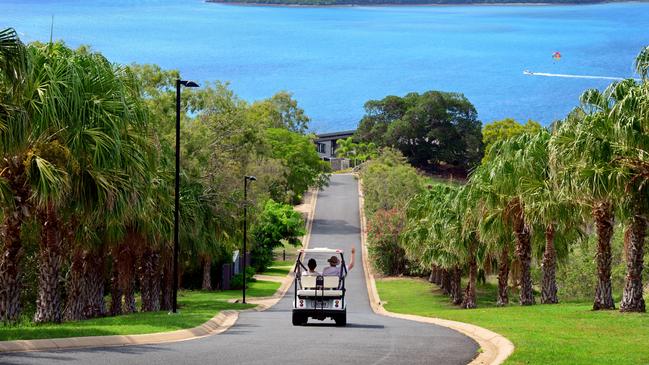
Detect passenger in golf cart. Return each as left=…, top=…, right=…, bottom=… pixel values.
left=292, top=247, right=355, bottom=326
left=322, top=247, right=355, bottom=277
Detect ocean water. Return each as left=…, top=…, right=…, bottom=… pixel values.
left=2, top=0, right=649, bottom=132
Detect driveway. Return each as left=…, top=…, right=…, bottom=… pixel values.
left=1, top=174, right=478, bottom=365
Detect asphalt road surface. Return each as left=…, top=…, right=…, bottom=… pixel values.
left=1, top=174, right=478, bottom=365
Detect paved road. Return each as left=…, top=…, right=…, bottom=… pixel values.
left=1, top=174, right=478, bottom=365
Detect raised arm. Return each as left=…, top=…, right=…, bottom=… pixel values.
left=347, top=247, right=356, bottom=271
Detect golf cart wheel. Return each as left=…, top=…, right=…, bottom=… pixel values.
left=334, top=312, right=346, bottom=327
left=292, top=312, right=306, bottom=326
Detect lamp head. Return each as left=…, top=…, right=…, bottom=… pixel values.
left=245, top=175, right=257, bottom=182
left=179, top=80, right=199, bottom=88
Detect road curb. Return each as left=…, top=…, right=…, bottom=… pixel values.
left=0, top=189, right=319, bottom=354
left=0, top=310, right=240, bottom=353
left=356, top=177, right=515, bottom=365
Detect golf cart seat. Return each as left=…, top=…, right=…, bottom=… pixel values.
left=297, top=289, right=344, bottom=297
left=298, top=275, right=343, bottom=297
left=301, top=275, right=339, bottom=289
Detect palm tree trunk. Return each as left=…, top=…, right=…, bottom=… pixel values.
left=0, top=213, right=23, bottom=323
left=541, top=224, right=559, bottom=304
left=620, top=209, right=646, bottom=313
left=441, top=269, right=451, bottom=296
left=118, top=241, right=136, bottom=314
left=592, top=201, right=616, bottom=310
left=80, top=248, right=106, bottom=318
left=64, top=248, right=86, bottom=321
left=514, top=210, right=535, bottom=306
left=497, top=245, right=510, bottom=307
left=34, top=204, right=64, bottom=323
left=109, top=247, right=122, bottom=316
left=514, top=225, right=535, bottom=305
left=202, top=256, right=212, bottom=291
left=140, top=247, right=161, bottom=312
left=461, top=249, right=477, bottom=309
left=450, top=266, right=463, bottom=305
left=160, top=250, right=173, bottom=311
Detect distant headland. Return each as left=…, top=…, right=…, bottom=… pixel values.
left=206, top=0, right=638, bottom=7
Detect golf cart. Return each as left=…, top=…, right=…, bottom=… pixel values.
left=292, top=248, right=347, bottom=326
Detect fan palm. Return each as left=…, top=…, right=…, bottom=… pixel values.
left=550, top=90, right=623, bottom=310
left=516, top=130, right=583, bottom=304
left=1, top=29, right=71, bottom=323
left=482, top=134, right=537, bottom=305
left=401, top=184, right=466, bottom=306
left=608, top=58, right=649, bottom=312
left=27, top=43, right=149, bottom=322
left=469, top=164, right=514, bottom=306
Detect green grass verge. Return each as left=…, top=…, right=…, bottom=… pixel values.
left=376, top=278, right=649, bottom=365
left=0, top=280, right=280, bottom=341
left=262, top=264, right=292, bottom=277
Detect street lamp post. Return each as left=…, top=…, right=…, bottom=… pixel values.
left=242, top=175, right=256, bottom=304
left=172, top=79, right=199, bottom=314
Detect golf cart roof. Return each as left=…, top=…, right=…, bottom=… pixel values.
left=298, top=247, right=343, bottom=254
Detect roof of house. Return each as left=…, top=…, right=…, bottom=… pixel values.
left=314, top=130, right=356, bottom=142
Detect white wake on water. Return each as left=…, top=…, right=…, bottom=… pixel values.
left=523, top=70, right=640, bottom=81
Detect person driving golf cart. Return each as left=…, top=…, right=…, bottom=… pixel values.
left=302, top=258, right=320, bottom=277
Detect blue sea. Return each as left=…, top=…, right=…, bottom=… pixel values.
left=2, top=0, right=649, bottom=132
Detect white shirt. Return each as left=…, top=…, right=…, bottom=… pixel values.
left=302, top=270, right=320, bottom=277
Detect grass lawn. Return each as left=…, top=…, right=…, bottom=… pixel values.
left=0, top=280, right=280, bottom=341
left=376, top=278, right=649, bottom=365
left=261, top=260, right=293, bottom=277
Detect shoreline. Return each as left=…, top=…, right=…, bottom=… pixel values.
left=205, top=0, right=646, bottom=8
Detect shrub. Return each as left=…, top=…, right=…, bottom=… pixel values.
left=367, top=208, right=408, bottom=276
left=230, top=267, right=257, bottom=290
left=251, top=199, right=305, bottom=272
left=360, top=148, right=424, bottom=216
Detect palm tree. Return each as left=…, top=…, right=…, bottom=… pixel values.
left=516, top=130, right=583, bottom=304
left=609, top=54, right=649, bottom=312
left=455, top=185, right=483, bottom=309
left=550, top=94, right=622, bottom=310
left=336, top=137, right=358, bottom=166
left=401, top=184, right=466, bottom=306
left=28, top=43, right=149, bottom=323
left=470, top=164, right=514, bottom=306
left=0, top=28, right=28, bottom=323
left=0, top=29, right=71, bottom=322
left=481, top=135, right=536, bottom=305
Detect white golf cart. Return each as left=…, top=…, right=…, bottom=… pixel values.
left=292, top=248, right=347, bottom=326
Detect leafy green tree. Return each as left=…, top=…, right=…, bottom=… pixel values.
left=356, top=91, right=483, bottom=170
left=264, top=128, right=330, bottom=204
left=251, top=200, right=305, bottom=272
left=482, top=119, right=542, bottom=161
left=249, top=91, right=310, bottom=134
